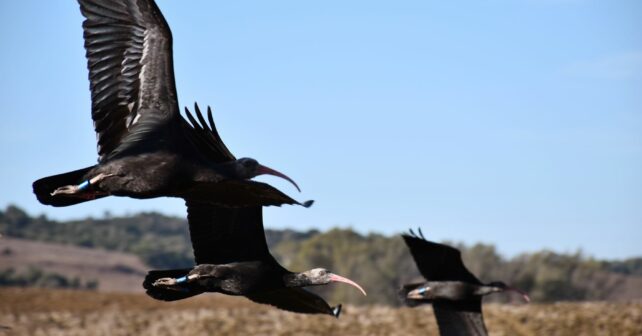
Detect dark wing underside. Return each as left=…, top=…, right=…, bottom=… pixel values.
left=402, top=230, right=481, bottom=284
left=433, top=300, right=488, bottom=336
left=78, top=0, right=178, bottom=161
left=182, top=180, right=307, bottom=208
left=246, top=288, right=337, bottom=317
left=185, top=203, right=280, bottom=266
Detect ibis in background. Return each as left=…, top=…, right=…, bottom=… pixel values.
left=400, top=229, right=530, bottom=336
left=143, top=204, right=366, bottom=317
left=33, top=0, right=310, bottom=209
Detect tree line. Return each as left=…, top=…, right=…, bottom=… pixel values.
left=1, top=205, right=640, bottom=305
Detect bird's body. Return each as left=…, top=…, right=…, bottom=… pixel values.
left=400, top=229, right=529, bottom=336
left=402, top=281, right=491, bottom=302
left=74, top=149, right=255, bottom=199
left=82, top=152, right=185, bottom=198
left=33, top=0, right=309, bottom=209
left=150, top=263, right=354, bottom=297
left=147, top=262, right=285, bottom=297
left=193, top=262, right=284, bottom=295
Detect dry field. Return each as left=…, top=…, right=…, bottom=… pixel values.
left=0, top=288, right=640, bottom=336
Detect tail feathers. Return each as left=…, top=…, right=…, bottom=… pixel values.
left=144, top=268, right=205, bottom=302
left=399, top=283, right=428, bottom=307
left=32, top=166, right=103, bottom=207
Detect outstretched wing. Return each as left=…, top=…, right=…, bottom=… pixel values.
left=401, top=230, right=481, bottom=284
left=185, top=203, right=280, bottom=266
left=433, top=300, right=488, bottom=336
left=246, top=288, right=339, bottom=317
left=182, top=180, right=311, bottom=209
left=78, top=0, right=179, bottom=161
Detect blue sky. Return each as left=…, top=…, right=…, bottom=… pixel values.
left=0, top=1, right=640, bottom=259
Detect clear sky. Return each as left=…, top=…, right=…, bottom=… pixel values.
left=0, top=1, right=640, bottom=259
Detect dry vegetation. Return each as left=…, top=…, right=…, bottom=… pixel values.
left=0, top=288, right=640, bottom=336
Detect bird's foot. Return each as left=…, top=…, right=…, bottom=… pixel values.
left=51, top=184, right=81, bottom=196
left=50, top=173, right=114, bottom=196
left=153, top=274, right=200, bottom=288
left=153, top=277, right=179, bottom=287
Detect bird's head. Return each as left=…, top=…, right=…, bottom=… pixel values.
left=487, top=281, right=530, bottom=302
left=487, top=281, right=508, bottom=291
left=234, top=157, right=301, bottom=192
left=286, top=268, right=367, bottom=296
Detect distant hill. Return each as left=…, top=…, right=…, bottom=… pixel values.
left=1, top=237, right=146, bottom=292
left=1, top=205, right=641, bottom=305
left=0, top=205, right=193, bottom=269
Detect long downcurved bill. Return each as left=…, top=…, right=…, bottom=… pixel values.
left=256, top=165, right=301, bottom=192
left=329, top=273, right=367, bottom=296
left=508, top=286, right=531, bottom=303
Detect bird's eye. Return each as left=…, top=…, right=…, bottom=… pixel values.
left=241, top=159, right=257, bottom=168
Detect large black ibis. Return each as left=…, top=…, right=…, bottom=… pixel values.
left=400, top=229, right=529, bottom=336
left=33, top=0, right=310, bottom=209
left=143, top=204, right=366, bottom=317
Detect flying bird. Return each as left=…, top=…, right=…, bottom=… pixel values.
left=33, top=0, right=310, bottom=209
left=400, top=229, right=529, bottom=336
left=143, top=204, right=366, bottom=317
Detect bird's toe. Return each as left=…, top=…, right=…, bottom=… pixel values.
left=153, top=277, right=178, bottom=287
left=51, top=185, right=79, bottom=196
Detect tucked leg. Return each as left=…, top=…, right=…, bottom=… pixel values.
left=153, top=274, right=201, bottom=288
left=51, top=173, right=113, bottom=196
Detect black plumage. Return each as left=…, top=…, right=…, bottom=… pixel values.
left=33, top=0, right=309, bottom=209
left=400, top=229, right=529, bottom=336
left=143, top=205, right=365, bottom=317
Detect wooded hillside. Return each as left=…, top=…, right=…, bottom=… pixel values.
left=1, top=205, right=640, bottom=305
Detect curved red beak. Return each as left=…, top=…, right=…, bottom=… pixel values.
left=256, top=165, right=301, bottom=192
left=329, top=273, right=367, bottom=296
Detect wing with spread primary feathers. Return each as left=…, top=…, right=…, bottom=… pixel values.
left=78, top=0, right=179, bottom=161
left=402, top=230, right=481, bottom=284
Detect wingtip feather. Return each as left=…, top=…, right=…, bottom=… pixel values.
left=332, top=304, right=342, bottom=318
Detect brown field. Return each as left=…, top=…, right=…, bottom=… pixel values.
left=0, top=288, right=640, bottom=336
